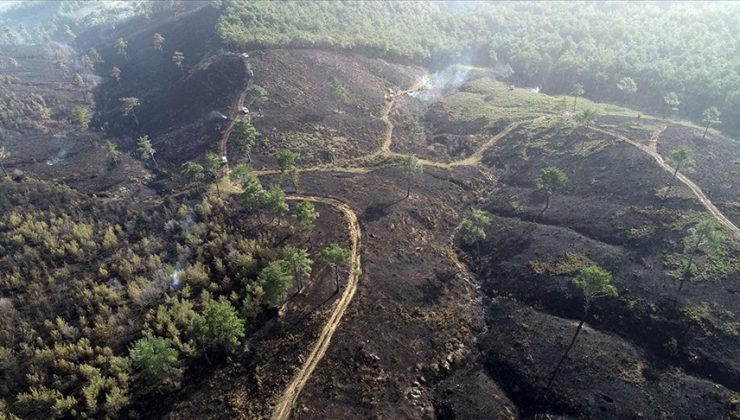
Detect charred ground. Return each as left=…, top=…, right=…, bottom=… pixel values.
left=0, top=4, right=738, bottom=420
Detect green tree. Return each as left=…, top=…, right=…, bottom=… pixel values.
left=400, top=156, right=422, bottom=199
left=663, top=92, right=680, bottom=115
left=0, top=146, right=10, bottom=178
left=241, top=173, right=267, bottom=216
left=333, top=79, right=349, bottom=112
left=137, top=135, right=158, bottom=168
left=500, top=63, right=515, bottom=79
left=663, top=147, right=695, bottom=199
left=153, top=33, right=165, bottom=50
left=71, top=106, right=90, bottom=131
left=181, top=161, right=205, bottom=183
left=81, top=54, right=93, bottom=72
left=295, top=200, right=319, bottom=238
left=277, top=150, right=299, bottom=190
left=701, top=106, right=721, bottom=140
left=130, top=336, right=178, bottom=384
left=88, top=48, right=103, bottom=65
left=488, top=49, right=498, bottom=64
left=258, top=260, right=293, bottom=306
left=4, top=26, right=17, bottom=45
left=265, top=184, right=289, bottom=222
left=403, top=116, right=423, bottom=136
left=204, top=152, right=223, bottom=196
left=575, top=109, right=598, bottom=151
left=283, top=246, right=313, bottom=293
left=111, top=66, right=121, bottom=83
left=172, top=51, right=185, bottom=75
left=247, top=84, right=268, bottom=113
left=72, top=72, right=85, bottom=89
left=319, top=243, right=352, bottom=293
left=679, top=219, right=724, bottom=293
left=667, top=147, right=695, bottom=178
left=461, top=209, right=491, bottom=256
left=234, top=120, right=258, bottom=161
left=536, top=166, right=568, bottom=214
left=575, top=108, right=597, bottom=128
left=115, top=37, right=128, bottom=60
left=228, top=163, right=253, bottom=184
left=547, top=265, right=617, bottom=389
left=191, top=300, right=245, bottom=355
left=570, top=83, right=584, bottom=112
left=63, top=24, right=76, bottom=43
left=119, top=97, right=141, bottom=128
left=616, top=77, right=637, bottom=98
left=73, top=73, right=87, bottom=102
left=104, top=140, right=121, bottom=166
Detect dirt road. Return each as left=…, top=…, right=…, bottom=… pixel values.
left=217, top=57, right=252, bottom=171
left=271, top=195, right=362, bottom=420
left=220, top=64, right=738, bottom=419
left=379, top=76, right=429, bottom=153
left=210, top=61, right=363, bottom=420
left=593, top=126, right=740, bottom=241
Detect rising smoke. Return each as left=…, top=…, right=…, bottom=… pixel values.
left=46, top=145, right=71, bottom=165
left=409, top=64, right=474, bottom=101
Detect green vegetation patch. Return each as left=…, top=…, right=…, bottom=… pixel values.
left=682, top=302, right=739, bottom=337
left=628, top=225, right=655, bottom=239
left=215, top=1, right=740, bottom=136
left=440, top=77, right=643, bottom=129
left=529, top=252, right=595, bottom=276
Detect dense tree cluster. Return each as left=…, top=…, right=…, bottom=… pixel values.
left=0, top=75, right=48, bottom=130
left=0, top=178, right=332, bottom=417
left=0, top=1, right=186, bottom=46
left=216, top=1, right=740, bottom=136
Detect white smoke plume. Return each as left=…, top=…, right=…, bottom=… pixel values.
left=409, top=64, right=473, bottom=102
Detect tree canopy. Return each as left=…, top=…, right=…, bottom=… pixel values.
left=190, top=300, right=245, bottom=353
left=295, top=200, right=319, bottom=235
left=572, top=265, right=618, bottom=303
left=536, top=166, right=568, bottom=193
left=130, top=336, right=178, bottom=384
left=461, top=209, right=491, bottom=246
left=667, top=147, right=695, bottom=173
left=258, top=260, right=293, bottom=307
left=215, top=1, right=740, bottom=137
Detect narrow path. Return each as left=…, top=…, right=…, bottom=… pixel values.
left=154, top=58, right=737, bottom=417
left=271, top=195, right=362, bottom=420
left=447, top=122, right=520, bottom=167
left=593, top=125, right=740, bottom=241
left=379, top=76, right=429, bottom=153
left=217, top=57, right=252, bottom=171
left=216, top=62, right=740, bottom=420
left=213, top=60, right=364, bottom=420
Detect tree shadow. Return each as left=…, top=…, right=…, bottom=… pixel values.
left=287, top=291, right=338, bottom=328
left=362, top=198, right=405, bottom=222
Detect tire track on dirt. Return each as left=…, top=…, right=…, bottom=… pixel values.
left=593, top=125, right=740, bottom=241
left=271, top=195, right=362, bottom=420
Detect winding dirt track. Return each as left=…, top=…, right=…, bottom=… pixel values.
left=593, top=126, right=740, bottom=241
left=379, top=77, right=429, bottom=153
left=218, top=58, right=252, bottom=171
left=218, top=58, right=738, bottom=419
left=271, top=196, right=362, bottom=420
left=215, top=61, right=365, bottom=420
